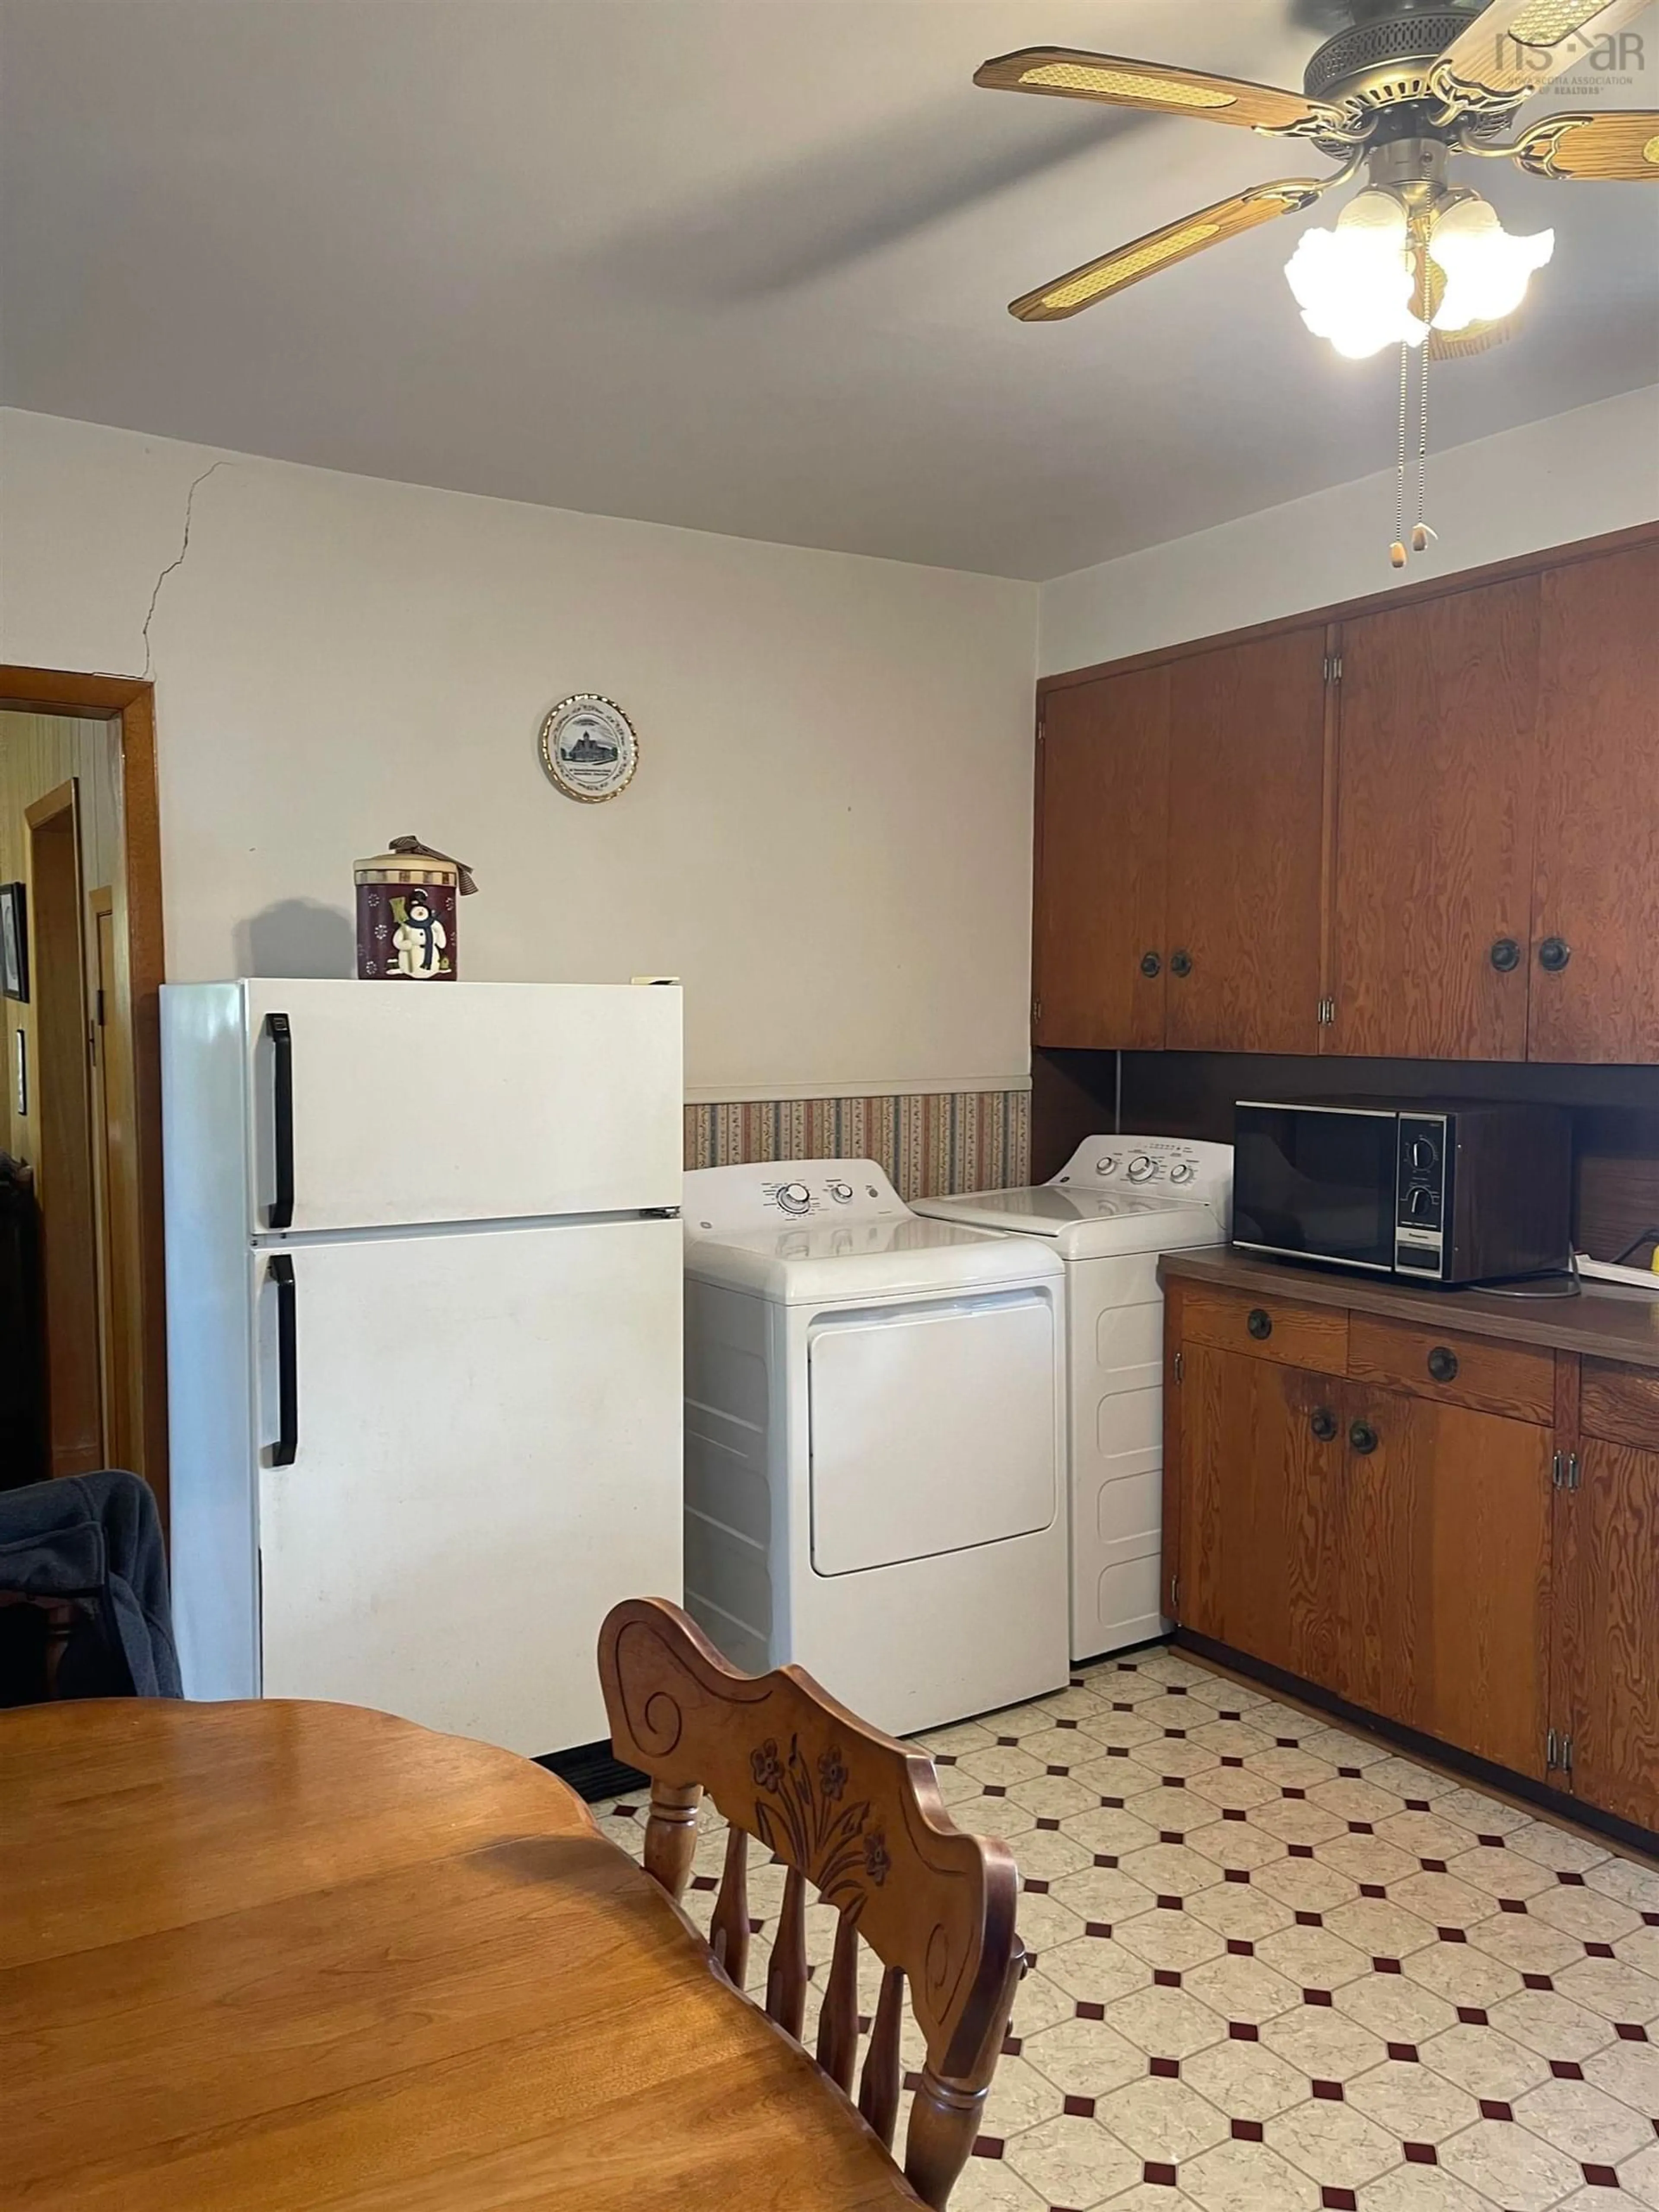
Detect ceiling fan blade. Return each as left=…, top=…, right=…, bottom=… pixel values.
left=1510, top=109, right=1659, bottom=177
left=1429, top=0, right=1653, bottom=115
left=1009, top=181, right=1327, bottom=322
left=975, top=48, right=1343, bottom=137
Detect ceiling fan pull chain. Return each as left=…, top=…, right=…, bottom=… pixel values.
left=1412, top=341, right=1437, bottom=557
left=1392, top=342, right=1408, bottom=569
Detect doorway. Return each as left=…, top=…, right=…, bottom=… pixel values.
left=0, top=672, right=166, bottom=1516
left=25, top=782, right=102, bottom=1476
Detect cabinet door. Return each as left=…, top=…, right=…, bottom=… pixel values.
left=1178, top=1345, right=1346, bottom=1685
left=1165, top=631, right=1329, bottom=1054
left=1345, top=1388, right=1552, bottom=1776
left=1033, top=668, right=1168, bottom=1048
left=1328, top=579, right=1539, bottom=1060
left=1529, top=541, right=1659, bottom=1063
left=1557, top=1437, right=1659, bottom=1832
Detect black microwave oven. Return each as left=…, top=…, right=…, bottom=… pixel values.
left=1232, top=1098, right=1573, bottom=1287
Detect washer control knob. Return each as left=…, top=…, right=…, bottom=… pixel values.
left=776, top=1181, right=812, bottom=1215
left=1127, top=1155, right=1156, bottom=1183
left=826, top=1181, right=853, bottom=1204
left=1169, top=1162, right=1196, bottom=1185
left=1094, top=1156, right=1119, bottom=1177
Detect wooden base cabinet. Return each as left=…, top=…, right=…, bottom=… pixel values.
left=1176, top=1341, right=1551, bottom=1780
left=1162, top=1265, right=1659, bottom=1841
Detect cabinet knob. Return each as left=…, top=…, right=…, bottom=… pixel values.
left=1170, top=950, right=1194, bottom=980
left=1489, top=937, right=1521, bottom=974
left=1349, top=1419, right=1379, bottom=1456
left=1140, top=951, right=1162, bottom=979
left=1310, top=1406, right=1338, bottom=1442
left=1427, top=1345, right=1459, bottom=1383
left=1538, top=936, right=1573, bottom=974
left=1246, top=1307, right=1273, bottom=1341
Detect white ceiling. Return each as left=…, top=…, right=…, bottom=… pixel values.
left=3, top=0, right=1656, bottom=579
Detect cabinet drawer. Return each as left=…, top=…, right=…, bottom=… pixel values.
left=1181, top=1285, right=1347, bottom=1372
left=1580, top=1360, right=1659, bottom=1453
left=1348, top=1315, right=1554, bottom=1426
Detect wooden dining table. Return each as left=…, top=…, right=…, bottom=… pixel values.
left=1, top=1697, right=923, bottom=2211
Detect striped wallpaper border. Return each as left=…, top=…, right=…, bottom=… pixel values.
left=683, top=1089, right=1029, bottom=1202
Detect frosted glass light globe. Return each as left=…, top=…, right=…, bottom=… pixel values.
left=1284, top=190, right=1429, bottom=360
left=1428, top=195, right=1555, bottom=333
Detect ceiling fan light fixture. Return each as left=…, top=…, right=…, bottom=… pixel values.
left=1284, top=188, right=1429, bottom=357
left=1017, top=61, right=1236, bottom=108
left=1427, top=193, right=1555, bottom=329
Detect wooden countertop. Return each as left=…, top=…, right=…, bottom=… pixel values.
left=1159, top=1245, right=1659, bottom=1371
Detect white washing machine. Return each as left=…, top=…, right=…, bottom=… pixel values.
left=914, top=1135, right=1231, bottom=1665
left=682, top=1159, right=1069, bottom=1736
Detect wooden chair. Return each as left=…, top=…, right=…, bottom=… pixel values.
left=598, top=1598, right=1024, bottom=2210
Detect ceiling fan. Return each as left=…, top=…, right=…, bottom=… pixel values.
left=976, top=0, right=1658, bottom=560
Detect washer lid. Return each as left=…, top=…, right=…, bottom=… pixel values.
left=914, top=1186, right=1225, bottom=1259
left=684, top=1213, right=1062, bottom=1302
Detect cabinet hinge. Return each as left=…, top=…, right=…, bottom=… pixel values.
left=1173, top=1349, right=1185, bottom=1384
left=1031, top=996, right=1042, bottom=1026
left=1324, top=653, right=1344, bottom=684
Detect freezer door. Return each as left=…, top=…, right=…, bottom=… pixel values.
left=237, top=980, right=681, bottom=1232
left=251, top=1217, right=682, bottom=1755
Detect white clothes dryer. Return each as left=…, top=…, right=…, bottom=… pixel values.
left=913, top=1135, right=1231, bottom=1664
left=682, top=1159, right=1068, bottom=1735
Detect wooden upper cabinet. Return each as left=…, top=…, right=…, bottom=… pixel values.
left=1328, top=577, right=1541, bottom=1061
left=1033, top=667, right=1168, bottom=1049
left=1164, top=631, right=1328, bottom=1054
left=1528, top=541, right=1659, bottom=1064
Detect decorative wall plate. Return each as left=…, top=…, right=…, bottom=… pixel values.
left=539, top=694, right=639, bottom=803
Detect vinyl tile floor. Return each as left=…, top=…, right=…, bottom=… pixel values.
left=593, top=1646, right=1659, bottom=2212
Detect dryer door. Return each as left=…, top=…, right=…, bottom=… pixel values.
left=807, top=1291, right=1058, bottom=1575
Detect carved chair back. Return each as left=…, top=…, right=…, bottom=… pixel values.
left=598, top=1598, right=1024, bottom=2210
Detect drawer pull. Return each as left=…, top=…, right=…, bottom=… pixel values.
left=1427, top=1345, right=1460, bottom=1384
left=1310, top=1406, right=1338, bottom=1442
left=1350, top=1419, right=1379, bottom=1457
left=1246, top=1307, right=1273, bottom=1341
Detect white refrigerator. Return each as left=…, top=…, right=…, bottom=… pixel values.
left=161, top=980, right=683, bottom=1759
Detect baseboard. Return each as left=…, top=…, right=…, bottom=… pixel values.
left=1176, top=1629, right=1659, bottom=1866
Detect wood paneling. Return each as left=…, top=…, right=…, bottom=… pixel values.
left=1529, top=541, right=1659, bottom=1065
left=1181, top=1281, right=1349, bottom=1372
left=1164, top=630, right=1328, bottom=1054
left=1347, top=1313, right=1555, bottom=1425
left=1557, top=1436, right=1659, bottom=1832
left=1033, top=668, right=1167, bottom=1049
left=1328, top=578, right=1540, bottom=1061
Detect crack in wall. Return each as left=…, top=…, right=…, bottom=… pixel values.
left=140, top=459, right=232, bottom=680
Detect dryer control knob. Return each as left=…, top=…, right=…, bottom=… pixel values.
left=1094, top=1156, right=1119, bottom=1177
left=776, top=1181, right=812, bottom=1214
left=1127, top=1155, right=1156, bottom=1182
left=827, top=1181, right=853, bottom=1203
left=1169, top=1163, right=1196, bottom=1185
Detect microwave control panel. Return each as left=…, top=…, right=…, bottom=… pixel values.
left=1395, top=1114, right=1449, bottom=1278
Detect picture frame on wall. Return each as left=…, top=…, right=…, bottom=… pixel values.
left=0, top=883, right=27, bottom=1004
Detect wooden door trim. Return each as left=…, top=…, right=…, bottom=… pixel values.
left=1038, top=519, right=1659, bottom=696
left=0, top=667, right=167, bottom=1518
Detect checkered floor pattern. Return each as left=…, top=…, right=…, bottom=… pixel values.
left=592, top=1646, right=1659, bottom=2212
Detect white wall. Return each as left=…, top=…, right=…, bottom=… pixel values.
left=1040, top=384, right=1659, bottom=676
left=0, top=408, right=1038, bottom=1099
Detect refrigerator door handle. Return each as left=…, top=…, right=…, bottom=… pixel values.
left=265, top=1011, right=295, bottom=1230
left=269, top=1254, right=299, bottom=1465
